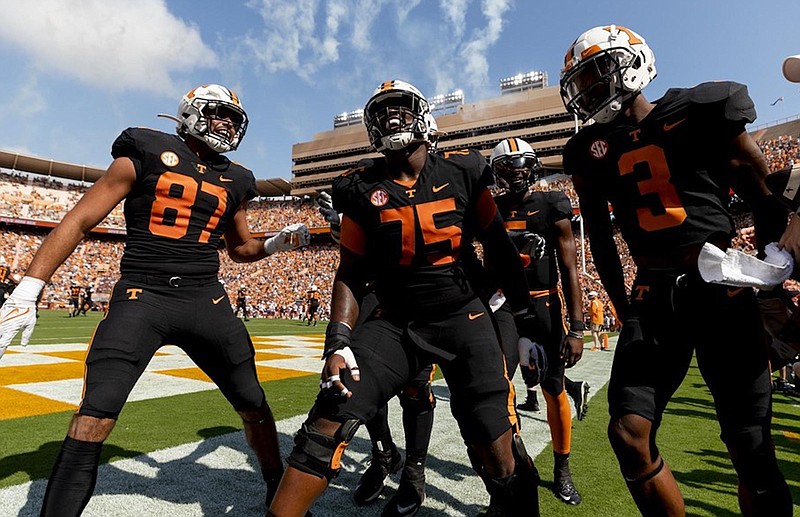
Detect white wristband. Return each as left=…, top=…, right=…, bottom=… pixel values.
left=13, top=276, right=46, bottom=303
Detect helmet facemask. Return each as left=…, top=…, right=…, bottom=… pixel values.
left=493, top=155, right=540, bottom=196
left=561, top=48, right=640, bottom=123
left=177, top=85, right=248, bottom=154
left=364, top=88, right=431, bottom=152
left=560, top=25, right=656, bottom=124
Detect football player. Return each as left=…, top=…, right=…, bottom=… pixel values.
left=0, top=84, right=311, bottom=515
left=69, top=281, right=82, bottom=317
left=490, top=137, right=591, bottom=505
left=561, top=25, right=792, bottom=515
left=268, top=80, right=542, bottom=516
left=0, top=257, right=12, bottom=308
left=237, top=286, right=249, bottom=321
left=306, top=285, right=321, bottom=326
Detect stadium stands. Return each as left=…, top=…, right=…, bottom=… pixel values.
left=0, top=126, right=798, bottom=323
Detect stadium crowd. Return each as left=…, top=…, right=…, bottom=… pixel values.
left=0, top=131, right=798, bottom=323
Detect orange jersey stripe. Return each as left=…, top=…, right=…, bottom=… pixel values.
left=340, top=215, right=366, bottom=255
left=475, top=188, right=498, bottom=229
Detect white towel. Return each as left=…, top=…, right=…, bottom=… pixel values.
left=698, top=242, right=794, bottom=288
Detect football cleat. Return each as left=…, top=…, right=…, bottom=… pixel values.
left=554, top=477, right=582, bottom=505
left=353, top=444, right=403, bottom=506
left=517, top=390, right=541, bottom=413
left=381, top=462, right=426, bottom=517
left=567, top=381, right=590, bottom=421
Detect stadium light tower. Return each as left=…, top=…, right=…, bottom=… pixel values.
left=333, top=108, right=364, bottom=128
left=499, top=71, right=548, bottom=94
left=429, top=90, right=464, bottom=115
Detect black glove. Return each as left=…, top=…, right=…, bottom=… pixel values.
left=508, top=231, right=546, bottom=260
left=323, top=321, right=351, bottom=359
left=316, top=191, right=341, bottom=243
left=523, top=232, right=546, bottom=260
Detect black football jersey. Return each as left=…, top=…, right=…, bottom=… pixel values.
left=563, top=81, right=754, bottom=257
left=0, top=265, right=9, bottom=284
left=70, top=284, right=82, bottom=299
left=112, top=128, right=257, bottom=276
left=498, top=190, right=573, bottom=290
left=333, top=149, right=496, bottom=313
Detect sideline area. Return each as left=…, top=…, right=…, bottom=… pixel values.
left=0, top=336, right=615, bottom=516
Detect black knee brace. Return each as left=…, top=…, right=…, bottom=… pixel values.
left=286, top=419, right=360, bottom=481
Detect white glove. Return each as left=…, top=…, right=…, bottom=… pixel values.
left=316, top=191, right=342, bottom=244
left=263, top=223, right=310, bottom=255
left=487, top=290, right=506, bottom=313
left=0, top=276, right=44, bottom=354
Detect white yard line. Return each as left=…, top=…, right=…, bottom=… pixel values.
left=1, top=339, right=615, bottom=516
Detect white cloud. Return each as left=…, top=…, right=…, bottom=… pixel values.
left=439, top=0, right=469, bottom=39
left=243, top=0, right=513, bottom=103
left=458, top=0, right=512, bottom=96
left=8, top=76, right=47, bottom=119
left=245, top=0, right=348, bottom=81
left=0, top=0, right=217, bottom=96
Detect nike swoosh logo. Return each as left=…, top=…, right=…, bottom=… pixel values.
left=663, top=118, right=687, bottom=131
left=726, top=287, right=744, bottom=298
left=395, top=502, right=420, bottom=514
left=527, top=210, right=540, bottom=216
left=468, top=312, right=485, bottom=320
left=220, top=177, right=233, bottom=182
left=212, top=296, right=226, bottom=304
left=2, top=307, right=32, bottom=323
left=432, top=183, right=449, bottom=193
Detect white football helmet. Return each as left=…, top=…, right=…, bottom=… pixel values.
left=363, top=80, right=433, bottom=152
left=426, top=113, right=442, bottom=151
left=176, top=84, right=248, bottom=153
left=489, top=138, right=541, bottom=196
left=560, top=25, right=656, bottom=123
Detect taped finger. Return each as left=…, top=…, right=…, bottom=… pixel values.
left=340, top=386, right=349, bottom=396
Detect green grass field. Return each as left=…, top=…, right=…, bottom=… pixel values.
left=1, top=310, right=798, bottom=516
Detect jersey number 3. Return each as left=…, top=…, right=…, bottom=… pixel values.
left=148, top=171, right=228, bottom=242
left=619, top=145, right=687, bottom=231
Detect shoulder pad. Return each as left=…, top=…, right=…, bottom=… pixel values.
left=688, top=81, right=755, bottom=124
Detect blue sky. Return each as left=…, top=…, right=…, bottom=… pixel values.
left=1, top=0, right=799, bottom=181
